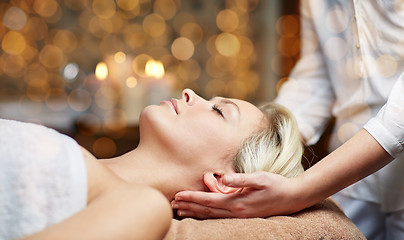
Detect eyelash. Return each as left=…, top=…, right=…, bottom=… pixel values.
left=212, top=104, right=224, bottom=117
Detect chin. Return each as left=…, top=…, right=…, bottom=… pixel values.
left=138, top=105, right=177, bottom=148
left=138, top=105, right=160, bottom=139
left=139, top=105, right=164, bottom=129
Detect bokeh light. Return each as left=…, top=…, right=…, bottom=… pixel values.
left=171, top=37, right=194, bottom=60
left=180, top=22, right=203, bottom=45
left=145, top=59, right=165, bottom=78
left=24, top=17, right=48, bottom=41
left=376, top=54, right=397, bottom=78
left=215, top=33, right=240, bottom=57
left=53, top=30, right=78, bottom=53
left=216, top=9, right=239, bottom=32
left=39, top=45, right=64, bottom=69
left=46, top=88, right=68, bottom=111
left=68, top=88, right=92, bottom=112
left=126, top=76, right=138, bottom=88
left=114, top=51, right=127, bottom=63
left=325, top=6, right=349, bottom=34
left=153, top=0, right=177, bottom=20
left=117, top=0, right=139, bottom=11
left=92, top=0, right=116, bottom=19
left=95, top=62, right=108, bottom=80
left=276, top=15, right=299, bottom=37
left=132, top=54, right=152, bottom=77
left=143, top=13, right=166, bottom=37
left=2, top=31, right=26, bottom=55
left=63, top=63, right=79, bottom=81
left=0, top=0, right=299, bottom=158
left=92, top=137, right=117, bottom=158
left=177, top=59, right=201, bottom=82
left=33, top=0, right=59, bottom=18
left=2, top=54, right=26, bottom=78
left=123, top=23, right=148, bottom=49
left=3, top=6, right=27, bottom=30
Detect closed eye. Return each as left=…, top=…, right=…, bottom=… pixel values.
left=212, top=104, right=224, bottom=117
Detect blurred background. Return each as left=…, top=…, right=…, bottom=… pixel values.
left=0, top=0, right=302, bottom=159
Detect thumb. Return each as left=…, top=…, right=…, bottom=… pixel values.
left=223, top=172, right=270, bottom=189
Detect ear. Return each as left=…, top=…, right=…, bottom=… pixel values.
left=203, top=172, right=243, bottom=194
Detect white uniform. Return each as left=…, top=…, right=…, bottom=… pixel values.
left=275, top=0, right=404, bottom=239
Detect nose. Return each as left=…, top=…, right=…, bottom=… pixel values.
left=181, top=88, right=196, bottom=105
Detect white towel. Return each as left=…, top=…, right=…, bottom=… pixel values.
left=0, top=119, right=87, bottom=240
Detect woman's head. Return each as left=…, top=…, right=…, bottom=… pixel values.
left=139, top=89, right=303, bottom=192
left=139, top=89, right=265, bottom=174
left=139, top=89, right=303, bottom=195
left=234, top=102, right=304, bottom=178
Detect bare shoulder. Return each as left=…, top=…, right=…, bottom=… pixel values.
left=114, top=183, right=173, bottom=239
left=90, top=182, right=172, bottom=240
left=79, top=147, right=172, bottom=239
left=79, top=146, right=118, bottom=204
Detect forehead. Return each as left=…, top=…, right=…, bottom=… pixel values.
left=213, top=97, right=264, bottom=127
left=231, top=98, right=264, bottom=123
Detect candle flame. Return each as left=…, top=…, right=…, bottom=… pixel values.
left=145, top=59, right=165, bottom=79
left=95, top=62, right=108, bottom=80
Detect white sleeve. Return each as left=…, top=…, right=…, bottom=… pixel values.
left=364, top=73, right=404, bottom=158
left=275, top=0, right=334, bottom=145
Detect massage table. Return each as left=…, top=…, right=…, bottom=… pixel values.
left=164, top=198, right=365, bottom=239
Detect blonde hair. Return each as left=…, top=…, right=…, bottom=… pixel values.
left=234, top=102, right=304, bottom=178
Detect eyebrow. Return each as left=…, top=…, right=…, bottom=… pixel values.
left=210, top=96, right=241, bottom=116
left=220, top=99, right=240, bottom=116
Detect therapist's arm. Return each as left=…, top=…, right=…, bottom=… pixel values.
left=173, top=128, right=393, bottom=218
left=289, top=128, right=393, bottom=211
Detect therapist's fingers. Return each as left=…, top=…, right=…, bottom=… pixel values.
left=222, top=172, right=273, bottom=189
left=174, top=191, right=231, bottom=210
left=172, top=200, right=233, bottom=219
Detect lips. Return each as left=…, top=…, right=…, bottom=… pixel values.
left=169, top=98, right=178, bottom=114
left=161, top=99, right=178, bottom=114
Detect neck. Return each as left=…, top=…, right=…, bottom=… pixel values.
left=99, top=143, right=205, bottom=201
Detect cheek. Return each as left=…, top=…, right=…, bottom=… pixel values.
left=182, top=115, right=237, bottom=157
left=188, top=114, right=223, bottom=140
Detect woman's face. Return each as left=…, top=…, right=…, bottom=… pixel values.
left=139, top=89, right=265, bottom=172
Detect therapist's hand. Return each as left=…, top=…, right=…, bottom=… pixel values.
left=171, top=171, right=306, bottom=219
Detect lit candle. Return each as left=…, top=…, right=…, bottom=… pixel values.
left=144, top=59, right=172, bottom=106
left=105, top=53, right=146, bottom=126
